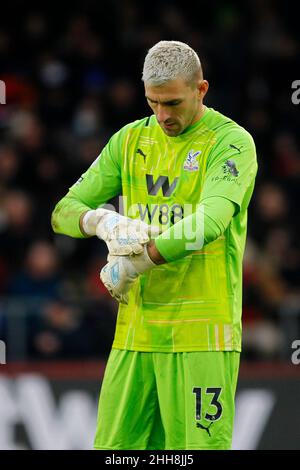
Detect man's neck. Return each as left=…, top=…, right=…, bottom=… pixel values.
left=191, top=104, right=206, bottom=126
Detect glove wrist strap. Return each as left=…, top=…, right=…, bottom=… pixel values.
left=131, top=245, right=157, bottom=274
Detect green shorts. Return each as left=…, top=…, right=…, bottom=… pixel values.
left=94, top=348, right=240, bottom=450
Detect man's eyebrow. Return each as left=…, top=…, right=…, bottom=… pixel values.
left=145, top=96, right=183, bottom=105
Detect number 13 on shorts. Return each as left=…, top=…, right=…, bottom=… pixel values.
left=191, top=386, right=228, bottom=445
left=193, top=387, right=223, bottom=422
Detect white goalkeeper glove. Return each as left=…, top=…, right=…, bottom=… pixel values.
left=82, top=208, right=158, bottom=255
left=100, top=245, right=156, bottom=304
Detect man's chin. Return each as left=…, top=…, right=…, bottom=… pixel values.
left=161, top=125, right=181, bottom=137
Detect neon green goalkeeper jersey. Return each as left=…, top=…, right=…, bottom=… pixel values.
left=52, top=107, right=257, bottom=352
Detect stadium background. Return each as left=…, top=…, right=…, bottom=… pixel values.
left=0, top=0, right=299, bottom=449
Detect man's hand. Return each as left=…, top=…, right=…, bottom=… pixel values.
left=100, top=245, right=156, bottom=304
left=81, top=208, right=159, bottom=255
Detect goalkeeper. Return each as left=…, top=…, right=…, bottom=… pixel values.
left=51, top=40, right=257, bottom=450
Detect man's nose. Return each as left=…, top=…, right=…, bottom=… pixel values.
left=156, top=105, right=170, bottom=123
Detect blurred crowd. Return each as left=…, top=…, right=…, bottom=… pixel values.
left=0, top=0, right=299, bottom=361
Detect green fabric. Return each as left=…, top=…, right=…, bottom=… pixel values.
left=51, top=107, right=258, bottom=353
left=113, top=108, right=257, bottom=352
left=155, top=196, right=236, bottom=262
left=94, top=348, right=240, bottom=450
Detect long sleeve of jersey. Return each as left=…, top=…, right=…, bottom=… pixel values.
left=155, top=196, right=236, bottom=262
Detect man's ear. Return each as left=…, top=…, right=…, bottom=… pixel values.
left=198, top=80, right=209, bottom=99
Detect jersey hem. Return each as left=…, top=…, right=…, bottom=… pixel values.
left=111, top=344, right=241, bottom=353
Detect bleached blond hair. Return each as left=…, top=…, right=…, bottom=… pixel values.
left=142, top=40, right=202, bottom=86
